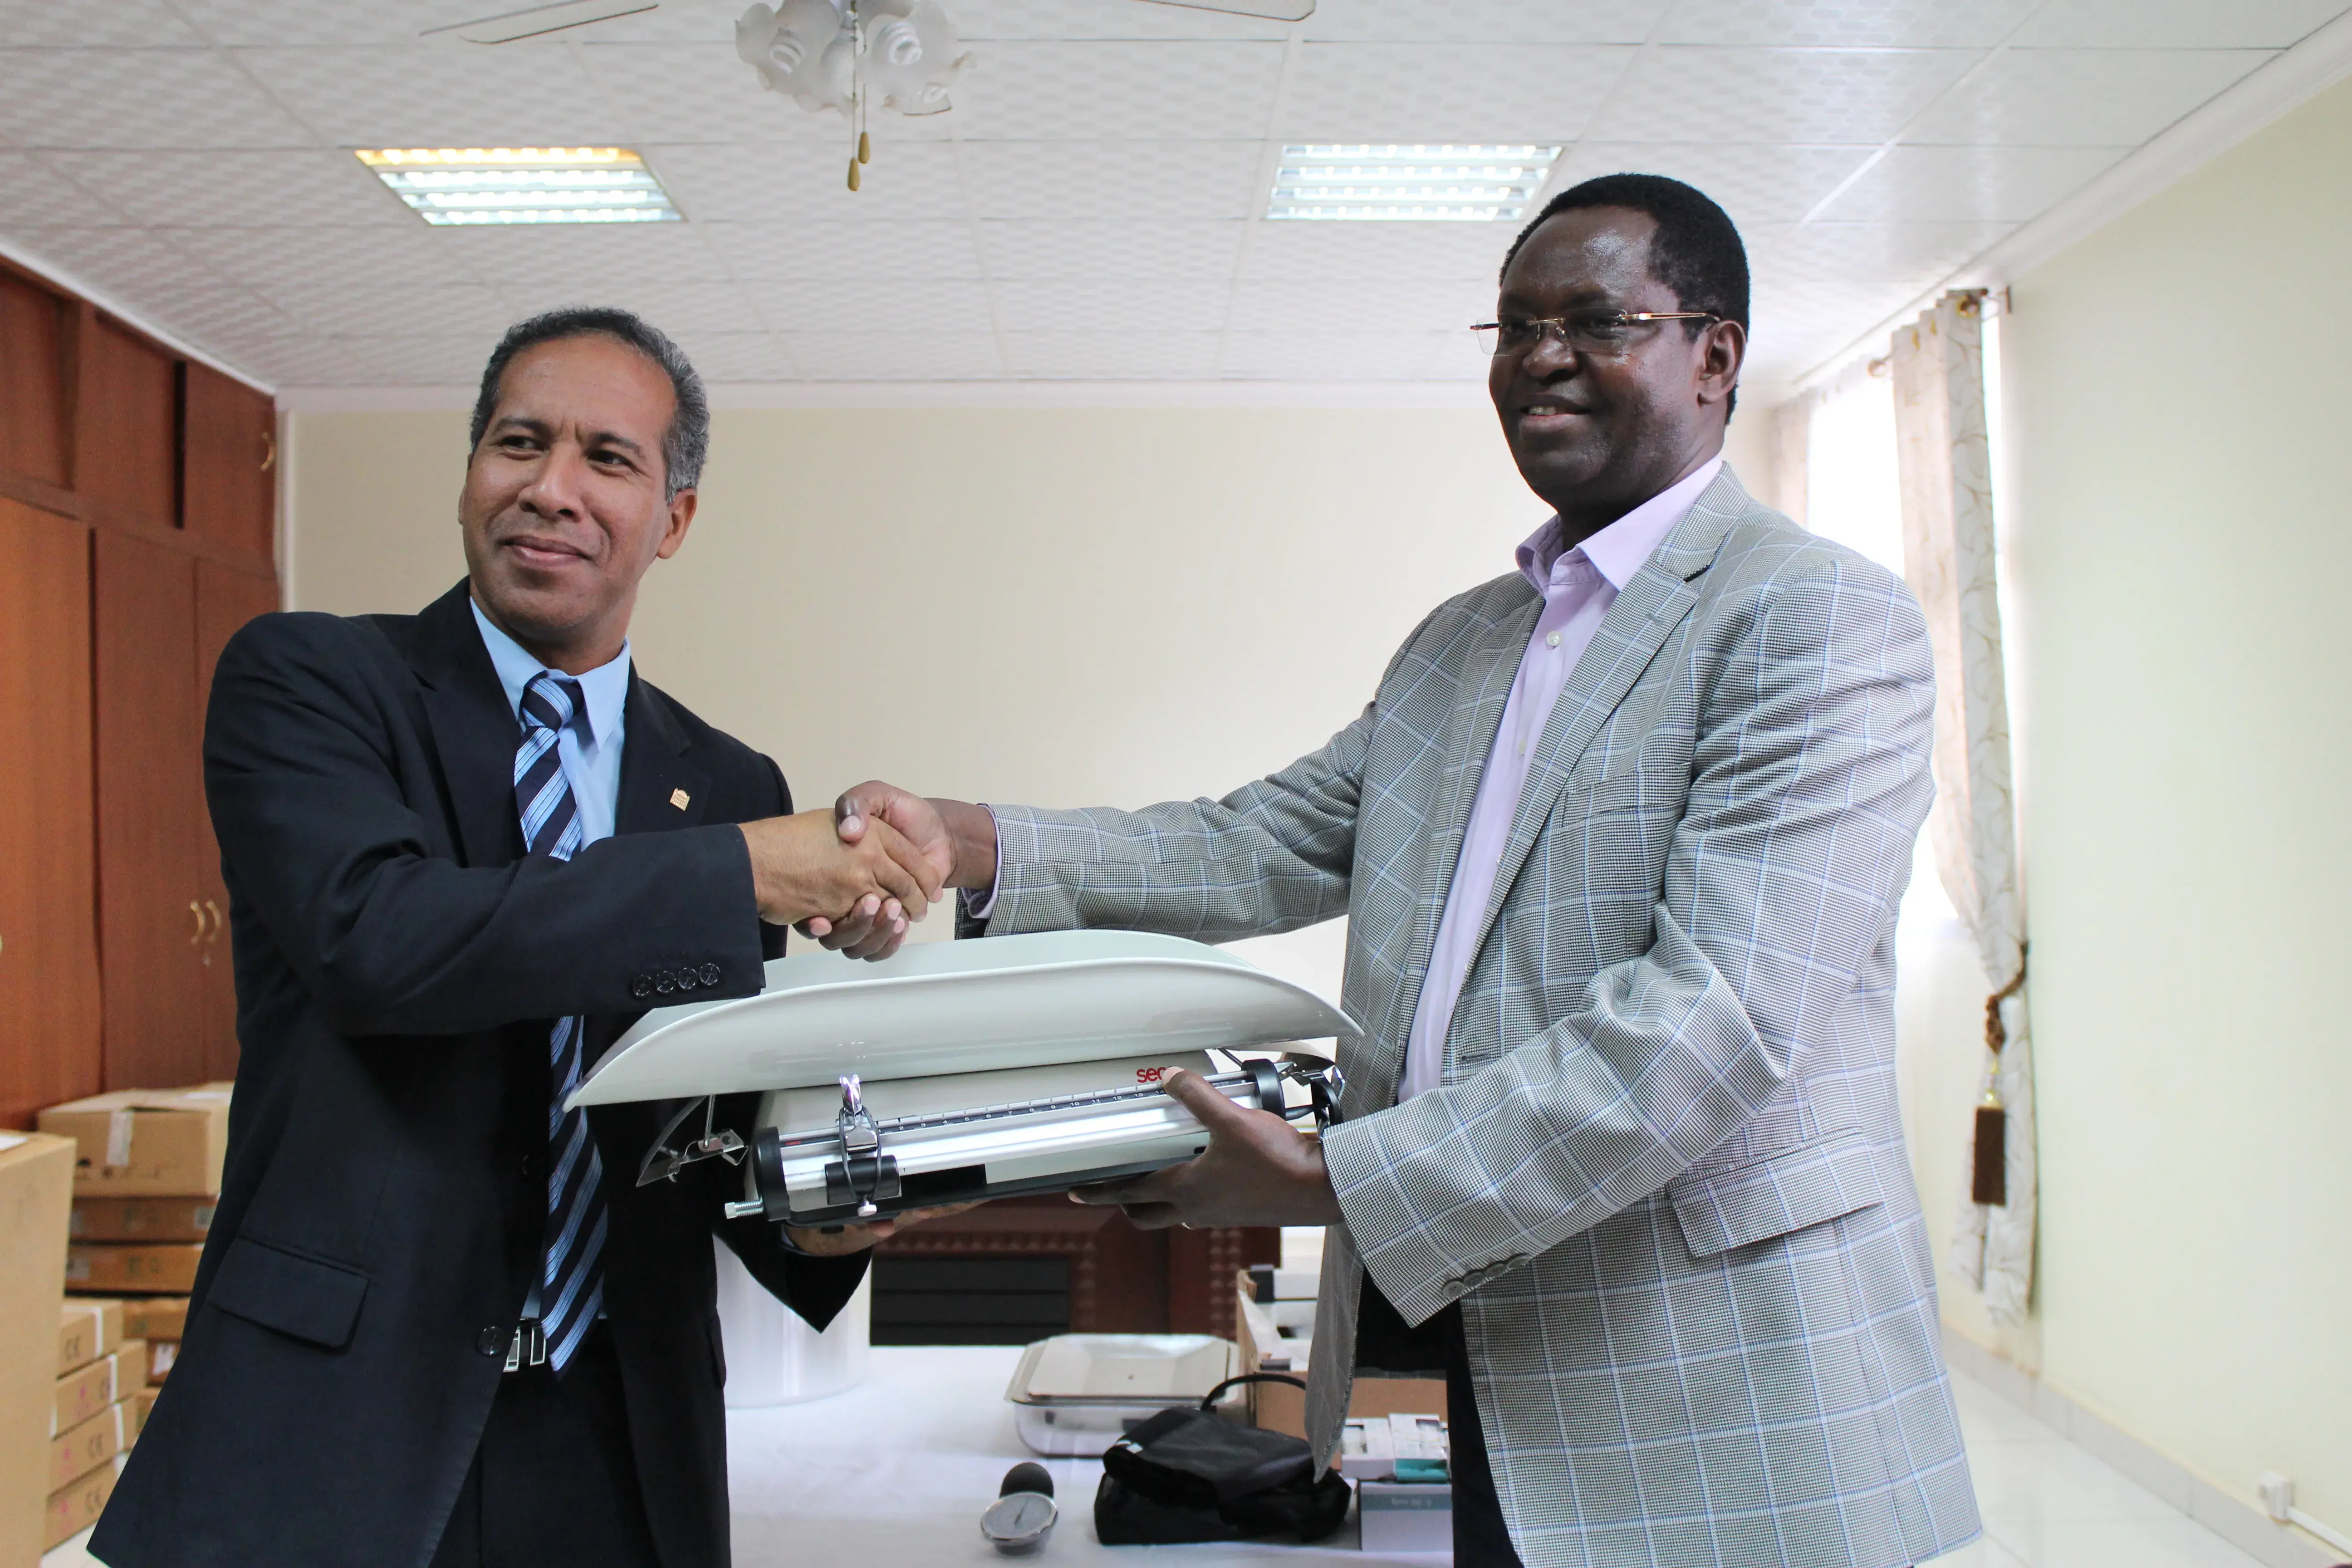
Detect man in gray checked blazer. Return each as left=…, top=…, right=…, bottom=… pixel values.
left=817, top=175, right=1980, bottom=1568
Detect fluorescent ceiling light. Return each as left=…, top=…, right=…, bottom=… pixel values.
left=1267, top=144, right=1562, bottom=222
left=357, top=147, right=681, bottom=225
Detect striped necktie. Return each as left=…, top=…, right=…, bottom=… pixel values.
left=514, top=671, right=605, bottom=1373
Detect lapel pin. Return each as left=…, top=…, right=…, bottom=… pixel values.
left=670, top=788, right=691, bottom=810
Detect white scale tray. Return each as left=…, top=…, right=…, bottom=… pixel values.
left=571, top=930, right=1357, bottom=1109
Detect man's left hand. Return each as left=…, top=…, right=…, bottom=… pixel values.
left=1071, top=1068, right=1345, bottom=1230
left=784, top=1201, right=981, bottom=1256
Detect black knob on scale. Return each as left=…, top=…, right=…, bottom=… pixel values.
left=979, top=1462, right=1058, bottom=1554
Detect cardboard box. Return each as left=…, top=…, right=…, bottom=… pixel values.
left=1235, top=1280, right=1446, bottom=1442
left=143, top=1342, right=176, bottom=1386
left=37, top=1085, right=233, bottom=1198
left=42, top=1453, right=119, bottom=1553
left=70, top=1197, right=216, bottom=1244
left=1357, top=1479, right=1453, bottom=1553
left=51, top=1345, right=141, bottom=1439
left=2, top=1131, right=76, bottom=1568
left=58, top=1300, right=123, bottom=1376
left=66, top=1243, right=204, bottom=1295
left=46, top=1403, right=127, bottom=1494
left=118, top=1297, right=188, bottom=1344
left=128, top=1388, right=158, bottom=1440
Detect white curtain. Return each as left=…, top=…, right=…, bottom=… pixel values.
left=1889, top=292, right=2035, bottom=1328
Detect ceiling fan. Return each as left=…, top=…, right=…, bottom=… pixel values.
left=425, top=0, right=1311, bottom=46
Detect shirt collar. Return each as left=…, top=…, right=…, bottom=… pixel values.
left=1515, top=455, right=1725, bottom=596
left=469, top=597, right=632, bottom=747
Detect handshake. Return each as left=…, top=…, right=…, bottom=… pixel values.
left=736, top=782, right=999, bottom=961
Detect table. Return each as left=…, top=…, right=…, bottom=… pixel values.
left=727, top=1346, right=1446, bottom=1565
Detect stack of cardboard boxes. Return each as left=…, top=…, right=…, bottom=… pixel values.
left=29, top=1085, right=230, bottom=1555
left=3, top=1131, right=75, bottom=1568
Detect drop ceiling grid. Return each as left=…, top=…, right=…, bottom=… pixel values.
left=0, top=0, right=2343, bottom=395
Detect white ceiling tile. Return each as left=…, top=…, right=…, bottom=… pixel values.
left=235, top=44, right=627, bottom=146
left=229, top=335, right=380, bottom=386
left=0, top=154, right=121, bottom=226
left=1816, top=142, right=2128, bottom=221
left=659, top=331, right=802, bottom=381
left=0, top=0, right=204, bottom=47
left=137, top=284, right=303, bottom=346
left=2013, top=0, right=2352, bottom=49
left=437, top=221, right=739, bottom=284
left=949, top=41, right=1286, bottom=138
left=704, top=219, right=985, bottom=278
left=958, top=141, right=1265, bottom=220
left=789, top=330, right=1006, bottom=379
left=1277, top=43, right=1639, bottom=140
left=1226, top=277, right=1489, bottom=333
left=1903, top=48, right=2275, bottom=147
left=951, top=0, right=1291, bottom=40
left=990, top=279, right=1229, bottom=332
left=1756, top=219, right=2016, bottom=281
left=648, top=142, right=967, bottom=222
left=1548, top=142, right=1875, bottom=230
left=499, top=279, right=769, bottom=339
left=1656, top=0, right=2041, bottom=48
left=327, top=334, right=494, bottom=383
left=247, top=278, right=514, bottom=338
left=176, top=225, right=480, bottom=294
left=0, top=49, right=317, bottom=147
left=748, top=276, right=994, bottom=333
left=170, top=0, right=511, bottom=46
left=554, top=0, right=744, bottom=44
left=1587, top=45, right=1983, bottom=144
left=578, top=42, right=948, bottom=145
left=979, top=220, right=1246, bottom=278
left=1238, top=220, right=1514, bottom=281
left=1003, top=330, right=1220, bottom=377
left=44, top=149, right=406, bottom=229
left=1217, top=330, right=1450, bottom=379
left=7, top=226, right=238, bottom=301
left=1303, top=0, right=1658, bottom=44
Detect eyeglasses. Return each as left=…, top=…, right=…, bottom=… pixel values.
left=1471, top=311, right=1724, bottom=358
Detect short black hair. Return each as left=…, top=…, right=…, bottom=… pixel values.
left=469, top=307, right=709, bottom=499
left=1501, top=173, right=1749, bottom=414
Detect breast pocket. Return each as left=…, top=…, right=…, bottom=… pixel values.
left=1666, top=1129, right=1886, bottom=1259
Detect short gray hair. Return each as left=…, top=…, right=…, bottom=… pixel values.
left=470, top=307, right=709, bottom=499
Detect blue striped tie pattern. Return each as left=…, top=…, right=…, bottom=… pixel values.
left=514, top=671, right=605, bottom=1373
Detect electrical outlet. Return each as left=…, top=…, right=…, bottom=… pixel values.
left=2258, top=1472, right=2294, bottom=1523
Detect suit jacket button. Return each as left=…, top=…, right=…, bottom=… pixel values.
left=630, top=975, right=652, bottom=1000
left=477, top=1326, right=507, bottom=1357
left=699, top=963, right=721, bottom=987
left=655, top=971, right=676, bottom=995
left=676, top=970, right=699, bottom=992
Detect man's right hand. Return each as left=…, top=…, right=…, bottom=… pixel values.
left=738, top=809, right=943, bottom=944
left=802, top=783, right=998, bottom=960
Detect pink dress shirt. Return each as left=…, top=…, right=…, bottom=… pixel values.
left=1395, top=456, right=1722, bottom=1100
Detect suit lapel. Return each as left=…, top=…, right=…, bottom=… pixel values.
left=615, top=674, right=710, bottom=838
left=1467, top=466, right=1754, bottom=963
left=410, top=583, right=524, bottom=870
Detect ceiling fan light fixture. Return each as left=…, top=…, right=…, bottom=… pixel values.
left=1267, top=144, right=1562, bottom=222
left=357, top=147, right=683, bottom=225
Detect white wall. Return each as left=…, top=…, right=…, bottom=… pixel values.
left=1984, top=73, right=2352, bottom=1531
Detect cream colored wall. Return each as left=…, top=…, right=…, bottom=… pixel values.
left=287, top=402, right=1582, bottom=994
left=1986, top=74, right=2352, bottom=1527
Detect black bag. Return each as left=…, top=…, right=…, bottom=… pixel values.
left=1093, top=1373, right=1352, bottom=1546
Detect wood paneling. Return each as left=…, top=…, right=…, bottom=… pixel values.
left=192, top=561, right=279, bottom=1079
left=80, top=317, right=179, bottom=529
left=0, top=499, right=101, bottom=1129
left=183, top=364, right=274, bottom=566
left=94, top=530, right=208, bottom=1091
left=0, top=273, right=74, bottom=493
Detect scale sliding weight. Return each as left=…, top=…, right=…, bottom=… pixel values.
left=566, top=931, right=1357, bottom=1227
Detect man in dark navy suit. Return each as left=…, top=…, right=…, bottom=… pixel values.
left=94, top=309, right=947, bottom=1568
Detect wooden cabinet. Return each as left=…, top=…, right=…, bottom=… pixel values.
left=0, top=499, right=102, bottom=1129
left=0, top=255, right=278, bottom=1122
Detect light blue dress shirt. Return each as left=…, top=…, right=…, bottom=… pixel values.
left=470, top=598, right=632, bottom=848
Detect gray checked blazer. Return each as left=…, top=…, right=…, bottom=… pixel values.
left=975, top=465, right=1980, bottom=1568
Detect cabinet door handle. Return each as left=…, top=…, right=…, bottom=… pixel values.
left=260, top=429, right=277, bottom=473
left=204, top=899, right=224, bottom=945
left=189, top=900, right=206, bottom=945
